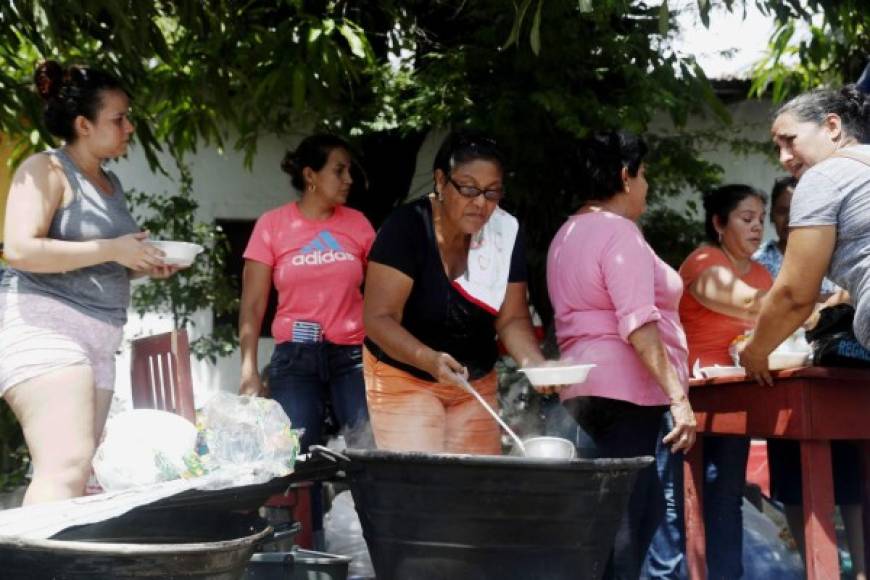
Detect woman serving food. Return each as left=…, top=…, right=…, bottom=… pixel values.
left=362, top=130, right=550, bottom=455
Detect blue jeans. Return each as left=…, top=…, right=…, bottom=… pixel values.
left=703, top=436, right=750, bottom=580
left=268, top=342, right=371, bottom=535
left=564, top=397, right=668, bottom=580
left=644, top=414, right=686, bottom=579
left=268, top=341, right=371, bottom=452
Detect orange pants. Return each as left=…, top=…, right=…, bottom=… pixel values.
left=363, top=347, right=500, bottom=455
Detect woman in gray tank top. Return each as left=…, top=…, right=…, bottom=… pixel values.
left=0, top=61, right=182, bottom=505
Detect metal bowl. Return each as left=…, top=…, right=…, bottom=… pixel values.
left=522, top=436, right=576, bottom=460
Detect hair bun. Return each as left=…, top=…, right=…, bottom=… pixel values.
left=280, top=150, right=301, bottom=177
left=840, top=84, right=867, bottom=106
left=34, top=60, right=64, bottom=101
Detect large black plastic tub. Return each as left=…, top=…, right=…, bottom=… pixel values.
left=340, top=449, right=652, bottom=580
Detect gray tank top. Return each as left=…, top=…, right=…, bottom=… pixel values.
left=0, top=148, right=140, bottom=326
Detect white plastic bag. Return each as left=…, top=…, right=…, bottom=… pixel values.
left=324, top=491, right=374, bottom=578
left=93, top=409, right=197, bottom=491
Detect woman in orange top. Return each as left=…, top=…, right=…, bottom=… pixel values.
left=680, top=186, right=773, bottom=368
left=678, top=184, right=772, bottom=579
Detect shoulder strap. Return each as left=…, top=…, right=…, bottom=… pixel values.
left=832, top=149, right=870, bottom=167
left=46, top=149, right=84, bottom=203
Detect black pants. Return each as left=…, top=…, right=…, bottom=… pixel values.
left=564, top=396, right=668, bottom=580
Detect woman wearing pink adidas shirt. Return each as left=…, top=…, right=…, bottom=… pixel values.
left=238, top=134, right=375, bottom=455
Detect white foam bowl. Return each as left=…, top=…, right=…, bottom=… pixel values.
left=519, top=364, right=596, bottom=386
left=768, top=350, right=811, bottom=371
left=698, top=365, right=746, bottom=379
left=148, top=240, right=204, bottom=267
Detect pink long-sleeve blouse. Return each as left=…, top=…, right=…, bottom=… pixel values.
left=546, top=211, right=689, bottom=405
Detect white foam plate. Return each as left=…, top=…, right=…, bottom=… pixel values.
left=768, top=351, right=811, bottom=371
left=519, top=364, right=596, bottom=386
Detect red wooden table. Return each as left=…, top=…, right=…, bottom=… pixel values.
left=684, top=367, right=870, bottom=580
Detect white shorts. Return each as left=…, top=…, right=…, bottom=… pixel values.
left=0, top=292, right=123, bottom=396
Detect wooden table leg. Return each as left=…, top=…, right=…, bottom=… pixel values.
left=800, top=440, right=839, bottom=580
left=860, top=440, right=870, bottom=572
left=684, top=438, right=707, bottom=580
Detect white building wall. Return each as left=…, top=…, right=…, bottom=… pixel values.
left=651, top=98, right=784, bottom=239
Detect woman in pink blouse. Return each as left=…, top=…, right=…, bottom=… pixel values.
left=547, top=131, right=695, bottom=579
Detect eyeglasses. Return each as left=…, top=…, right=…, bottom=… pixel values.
left=448, top=176, right=505, bottom=201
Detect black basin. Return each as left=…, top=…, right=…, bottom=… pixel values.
left=333, top=448, right=653, bottom=580
left=0, top=511, right=272, bottom=580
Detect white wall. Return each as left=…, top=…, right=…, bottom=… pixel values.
left=651, top=98, right=785, bottom=239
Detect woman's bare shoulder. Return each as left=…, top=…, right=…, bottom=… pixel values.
left=12, top=152, right=66, bottom=196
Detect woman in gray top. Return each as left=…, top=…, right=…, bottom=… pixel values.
left=742, top=84, right=870, bottom=384
left=742, top=84, right=870, bottom=579
left=0, top=61, right=179, bottom=504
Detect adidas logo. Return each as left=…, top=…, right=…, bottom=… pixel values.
left=292, top=230, right=355, bottom=266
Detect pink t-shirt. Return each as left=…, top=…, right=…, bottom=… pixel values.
left=243, top=202, right=375, bottom=345
left=547, top=211, right=689, bottom=405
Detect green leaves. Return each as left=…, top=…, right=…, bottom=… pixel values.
left=0, top=403, right=28, bottom=492
left=503, top=0, right=535, bottom=51
left=659, top=0, right=670, bottom=36
left=339, top=22, right=367, bottom=59
left=0, top=1, right=377, bottom=170
left=530, top=0, right=544, bottom=55
left=750, top=0, right=869, bottom=101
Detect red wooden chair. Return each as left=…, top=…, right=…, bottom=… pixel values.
left=130, top=329, right=196, bottom=424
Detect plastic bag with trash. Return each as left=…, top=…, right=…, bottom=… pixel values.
left=93, top=394, right=301, bottom=492
left=93, top=409, right=199, bottom=491
left=324, top=490, right=374, bottom=579
left=199, top=392, right=301, bottom=476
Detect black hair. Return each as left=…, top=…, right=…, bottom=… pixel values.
left=281, top=134, right=353, bottom=191
left=770, top=176, right=798, bottom=215
left=432, top=129, right=505, bottom=178
left=776, top=84, right=870, bottom=144
left=34, top=60, right=126, bottom=142
left=702, top=184, right=766, bottom=245
left=576, top=131, right=648, bottom=201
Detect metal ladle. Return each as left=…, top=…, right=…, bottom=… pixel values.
left=456, top=375, right=527, bottom=455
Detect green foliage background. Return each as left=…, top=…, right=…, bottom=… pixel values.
left=128, top=165, right=239, bottom=363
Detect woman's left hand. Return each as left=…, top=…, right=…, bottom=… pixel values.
left=662, top=397, right=696, bottom=453
left=739, top=340, right=773, bottom=386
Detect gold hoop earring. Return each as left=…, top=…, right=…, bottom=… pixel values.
left=718, top=231, right=723, bottom=244
left=308, top=183, right=315, bottom=193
